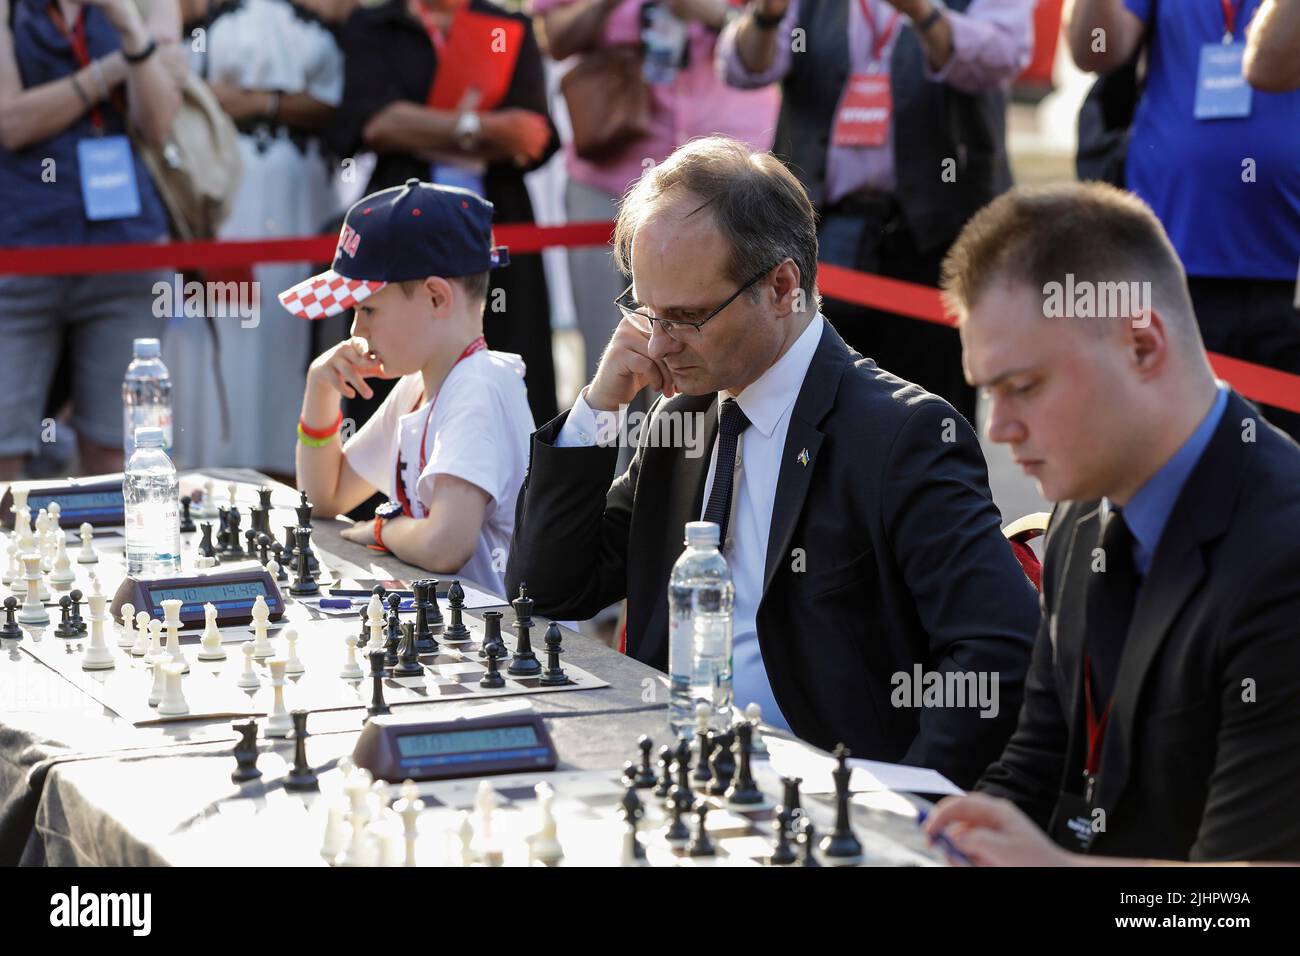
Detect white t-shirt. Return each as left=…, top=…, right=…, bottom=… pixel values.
left=342, top=350, right=534, bottom=596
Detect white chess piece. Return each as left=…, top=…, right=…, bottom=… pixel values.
left=16, top=555, right=49, bottom=625
left=10, top=486, right=28, bottom=515
left=321, top=805, right=347, bottom=865
left=198, top=603, right=226, bottom=661
left=15, top=506, right=34, bottom=553
left=157, top=662, right=190, bottom=716
left=160, top=599, right=190, bottom=673
left=249, top=595, right=274, bottom=658
left=76, top=522, right=98, bottom=564
left=473, top=780, right=503, bottom=866
left=745, top=702, right=768, bottom=755
left=283, top=627, right=304, bottom=675
left=148, top=656, right=167, bottom=707
left=367, top=598, right=385, bottom=648
left=202, top=478, right=216, bottom=518
left=81, top=584, right=115, bottom=670
left=693, top=701, right=711, bottom=749
left=49, top=534, right=75, bottom=588
left=130, top=611, right=152, bottom=656
left=339, top=634, right=363, bottom=679
left=3, top=542, right=20, bottom=587
left=341, top=771, right=376, bottom=867
left=457, top=812, right=476, bottom=867
left=117, top=602, right=136, bottom=649
left=236, top=641, right=261, bottom=689
left=264, top=658, right=292, bottom=737
left=145, top=617, right=165, bottom=661
left=396, top=780, right=423, bottom=867
left=527, top=781, right=563, bottom=865
left=227, top=481, right=239, bottom=511
left=47, top=501, right=61, bottom=527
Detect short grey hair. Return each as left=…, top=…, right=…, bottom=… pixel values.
left=612, top=136, right=820, bottom=312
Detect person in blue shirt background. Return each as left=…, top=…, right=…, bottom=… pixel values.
left=1068, top=0, right=1300, bottom=441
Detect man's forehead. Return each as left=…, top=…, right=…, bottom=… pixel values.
left=962, top=280, right=1064, bottom=380
left=630, top=205, right=729, bottom=303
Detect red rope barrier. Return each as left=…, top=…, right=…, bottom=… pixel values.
left=1, top=222, right=1298, bottom=414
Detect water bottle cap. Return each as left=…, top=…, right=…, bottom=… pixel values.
left=133, top=338, right=161, bottom=359
left=684, top=521, right=719, bottom=547
left=133, top=426, right=165, bottom=448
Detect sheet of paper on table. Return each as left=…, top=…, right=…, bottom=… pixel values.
left=764, top=737, right=963, bottom=797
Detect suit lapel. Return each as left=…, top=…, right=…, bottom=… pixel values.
left=1056, top=504, right=1101, bottom=788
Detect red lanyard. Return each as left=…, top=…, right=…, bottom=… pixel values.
left=411, top=0, right=449, bottom=57
left=857, top=0, right=901, bottom=66
left=1220, top=0, right=1245, bottom=39
left=393, top=336, right=486, bottom=517
left=1082, top=653, right=1113, bottom=802
left=48, top=3, right=103, bottom=130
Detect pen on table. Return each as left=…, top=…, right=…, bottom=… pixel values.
left=916, top=807, right=973, bottom=866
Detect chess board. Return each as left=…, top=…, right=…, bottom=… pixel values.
left=5, top=479, right=607, bottom=727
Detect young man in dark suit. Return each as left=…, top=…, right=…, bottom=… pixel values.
left=506, top=136, right=1039, bottom=789
left=933, top=182, right=1300, bottom=862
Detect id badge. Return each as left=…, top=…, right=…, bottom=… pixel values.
left=1194, top=42, right=1252, bottom=120
left=832, top=72, right=892, bottom=147
left=1048, top=791, right=1099, bottom=853
left=76, top=136, right=142, bottom=221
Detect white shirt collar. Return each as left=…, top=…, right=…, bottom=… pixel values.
left=721, top=314, right=825, bottom=438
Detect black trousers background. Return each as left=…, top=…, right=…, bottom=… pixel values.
left=1189, top=276, right=1300, bottom=442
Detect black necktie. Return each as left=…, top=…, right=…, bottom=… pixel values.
left=702, top=398, right=750, bottom=551
left=1085, top=507, right=1140, bottom=707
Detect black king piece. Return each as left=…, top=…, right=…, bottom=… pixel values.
left=295, top=490, right=320, bottom=574
left=507, top=583, right=542, bottom=677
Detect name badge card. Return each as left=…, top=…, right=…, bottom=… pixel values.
left=1195, top=42, right=1252, bottom=119
left=76, top=136, right=142, bottom=221
left=832, top=73, right=893, bottom=148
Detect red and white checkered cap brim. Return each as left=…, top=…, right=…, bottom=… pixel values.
left=277, top=269, right=386, bottom=320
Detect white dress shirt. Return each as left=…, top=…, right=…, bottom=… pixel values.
left=558, top=315, right=827, bottom=732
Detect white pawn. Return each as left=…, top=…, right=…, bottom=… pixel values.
left=249, top=596, right=274, bottom=659
left=160, top=599, right=189, bottom=674
left=745, top=702, right=768, bottom=755
left=236, top=642, right=261, bottom=689
left=49, top=534, right=75, bottom=588
left=76, top=522, right=97, bottom=564
left=339, top=634, right=363, bottom=679
left=321, top=805, right=347, bottom=865
left=117, top=602, right=136, bottom=649
left=47, top=500, right=61, bottom=527
left=264, top=658, right=292, bottom=737
left=367, top=597, right=385, bottom=648
left=16, top=555, right=49, bottom=625
left=145, top=617, right=165, bottom=661
left=81, top=583, right=115, bottom=670
left=201, top=478, right=216, bottom=517
left=456, top=812, right=476, bottom=867
left=157, top=662, right=190, bottom=716
left=283, top=627, right=304, bottom=675
left=148, top=656, right=167, bottom=707
left=473, top=780, right=503, bottom=866
left=396, top=780, right=423, bottom=867
left=198, top=603, right=226, bottom=661
left=3, top=542, right=20, bottom=587
left=527, top=781, right=563, bottom=866
left=130, top=610, right=152, bottom=656
left=227, top=481, right=239, bottom=511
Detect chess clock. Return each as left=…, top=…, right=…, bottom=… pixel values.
left=110, top=564, right=284, bottom=630
left=353, top=712, right=559, bottom=782
left=1, top=476, right=125, bottom=528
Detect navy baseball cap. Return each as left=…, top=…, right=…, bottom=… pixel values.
left=278, top=179, right=509, bottom=320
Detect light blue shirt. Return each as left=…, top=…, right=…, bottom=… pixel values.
left=1110, top=385, right=1229, bottom=576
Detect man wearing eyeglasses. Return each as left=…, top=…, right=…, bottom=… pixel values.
left=506, top=136, right=1038, bottom=788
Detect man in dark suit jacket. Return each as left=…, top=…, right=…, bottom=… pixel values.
left=506, top=137, right=1039, bottom=789
left=929, top=182, right=1300, bottom=862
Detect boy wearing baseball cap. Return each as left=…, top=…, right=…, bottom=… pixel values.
left=280, top=179, right=533, bottom=594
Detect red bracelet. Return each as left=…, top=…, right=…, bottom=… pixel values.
left=372, top=514, right=388, bottom=552
left=299, top=410, right=343, bottom=440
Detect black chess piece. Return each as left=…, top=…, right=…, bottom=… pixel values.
left=707, top=729, right=735, bottom=796
left=246, top=505, right=262, bottom=538
left=269, top=542, right=287, bottom=581
left=797, top=816, right=820, bottom=867
left=226, top=508, right=245, bottom=557
left=244, top=529, right=257, bottom=561
left=68, top=589, right=86, bottom=634
left=1, top=596, right=24, bottom=640
left=231, top=720, right=262, bottom=784
left=218, top=507, right=231, bottom=552
left=633, top=736, right=656, bottom=789
left=620, top=784, right=647, bottom=863
left=687, top=803, right=716, bottom=857
left=820, top=744, right=863, bottom=864
left=282, top=524, right=297, bottom=564
left=770, top=809, right=798, bottom=865
left=53, top=595, right=78, bottom=638
left=294, top=491, right=319, bottom=574
left=393, top=621, right=423, bottom=678
left=507, top=583, right=541, bottom=677
left=367, top=649, right=391, bottom=719
left=776, top=776, right=802, bottom=820
left=179, top=495, right=196, bottom=533
left=654, top=745, right=674, bottom=799
left=198, top=522, right=216, bottom=559
left=424, top=578, right=444, bottom=637
left=284, top=710, right=319, bottom=792
left=383, top=592, right=403, bottom=667
left=672, top=739, right=695, bottom=813
left=258, top=486, right=273, bottom=516
left=411, top=580, right=439, bottom=655
left=288, top=528, right=319, bottom=596
left=664, top=787, right=690, bottom=847
left=443, top=580, right=471, bottom=642
left=538, top=621, right=569, bottom=686
left=725, top=721, right=763, bottom=806
left=256, top=533, right=271, bottom=567
left=693, top=730, right=715, bottom=787
left=478, top=642, right=506, bottom=689
left=478, top=610, right=506, bottom=659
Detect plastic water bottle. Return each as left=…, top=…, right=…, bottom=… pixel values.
left=667, top=521, right=735, bottom=737
left=124, top=427, right=181, bottom=578
left=122, top=338, right=173, bottom=459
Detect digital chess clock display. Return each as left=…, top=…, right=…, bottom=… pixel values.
left=150, top=580, right=270, bottom=606
left=27, top=489, right=123, bottom=519
left=354, top=713, right=558, bottom=781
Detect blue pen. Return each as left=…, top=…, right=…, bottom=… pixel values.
left=916, top=807, right=973, bottom=866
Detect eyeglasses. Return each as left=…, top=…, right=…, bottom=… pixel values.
left=613, top=265, right=777, bottom=341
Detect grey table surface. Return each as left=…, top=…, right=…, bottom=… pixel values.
left=1, top=470, right=669, bottom=866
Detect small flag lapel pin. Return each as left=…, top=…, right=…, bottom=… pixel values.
left=797, top=448, right=810, bottom=467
